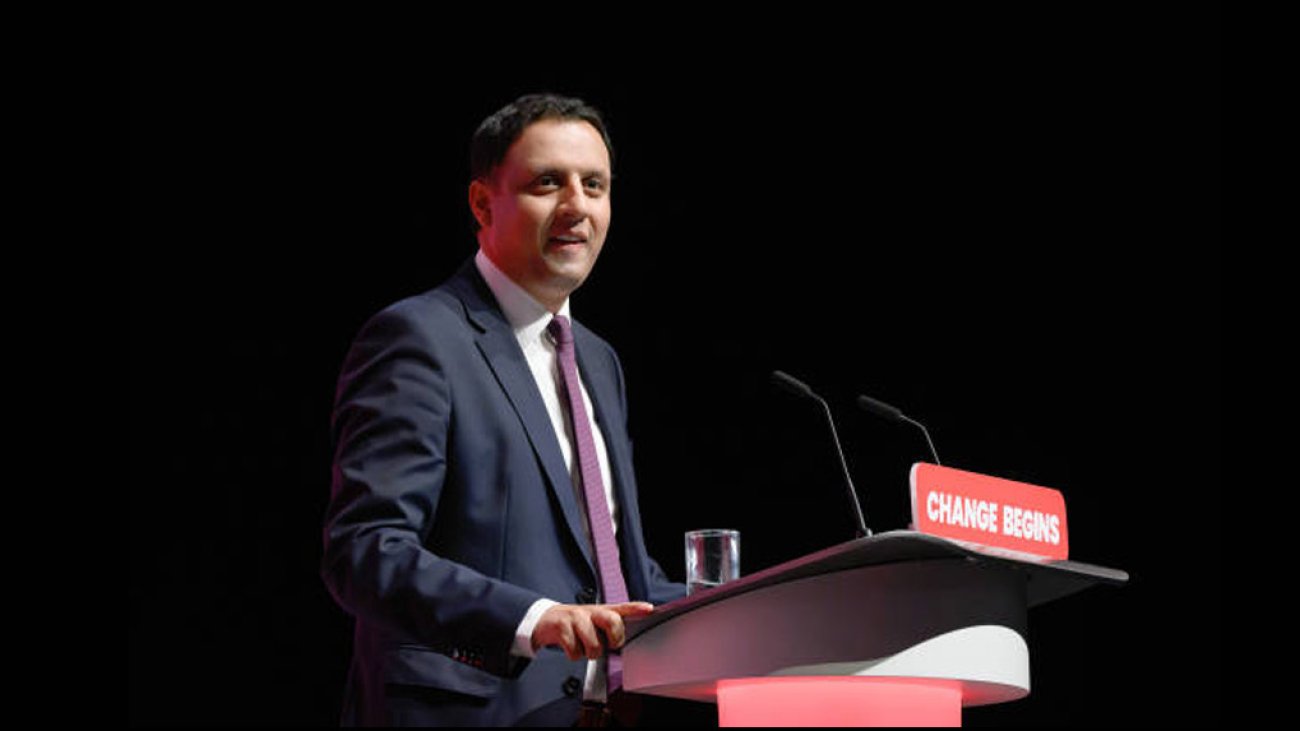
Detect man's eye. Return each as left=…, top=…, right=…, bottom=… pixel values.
left=584, top=178, right=606, bottom=191
left=535, top=175, right=559, bottom=188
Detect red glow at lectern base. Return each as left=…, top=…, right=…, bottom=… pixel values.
left=716, top=676, right=963, bottom=727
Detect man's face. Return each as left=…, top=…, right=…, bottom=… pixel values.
left=471, top=119, right=612, bottom=311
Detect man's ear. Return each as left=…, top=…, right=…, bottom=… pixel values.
left=468, top=178, right=492, bottom=229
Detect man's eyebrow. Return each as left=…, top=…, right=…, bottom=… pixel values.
left=527, top=166, right=612, bottom=180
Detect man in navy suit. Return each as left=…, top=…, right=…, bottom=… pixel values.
left=321, top=94, right=686, bottom=726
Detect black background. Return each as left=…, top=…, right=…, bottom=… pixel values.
left=131, top=3, right=1220, bottom=725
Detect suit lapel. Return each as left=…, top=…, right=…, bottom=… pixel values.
left=574, top=337, right=632, bottom=520
left=447, top=261, right=595, bottom=573
left=574, top=327, right=650, bottom=600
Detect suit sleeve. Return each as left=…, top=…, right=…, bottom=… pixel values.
left=320, top=304, right=542, bottom=677
left=641, top=549, right=688, bottom=606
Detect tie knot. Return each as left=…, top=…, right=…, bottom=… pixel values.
left=548, top=315, right=574, bottom=348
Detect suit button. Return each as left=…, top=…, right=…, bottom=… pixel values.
left=576, top=587, right=597, bottom=604
left=562, top=676, right=582, bottom=697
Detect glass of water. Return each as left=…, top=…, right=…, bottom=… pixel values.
left=685, top=529, right=740, bottom=595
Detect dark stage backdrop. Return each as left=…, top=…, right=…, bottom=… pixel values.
left=131, top=4, right=1221, bottom=726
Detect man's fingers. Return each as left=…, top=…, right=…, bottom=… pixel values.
left=590, top=608, right=626, bottom=649
left=573, top=613, right=603, bottom=659
left=610, top=601, right=655, bottom=616
left=601, top=602, right=653, bottom=649
left=536, top=606, right=586, bottom=660
left=559, top=623, right=580, bottom=661
left=533, top=603, right=657, bottom=659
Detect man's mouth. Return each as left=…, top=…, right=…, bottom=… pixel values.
left=548, top=234, right=588, bottom=245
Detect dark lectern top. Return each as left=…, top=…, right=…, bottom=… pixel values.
left=628, top=530, right=1127, bottom=641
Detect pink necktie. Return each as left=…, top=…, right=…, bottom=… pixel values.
left=548, top=315, right=629, bottom=690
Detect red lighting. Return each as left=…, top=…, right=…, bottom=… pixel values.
left=716, top=676, right=963, bottom=727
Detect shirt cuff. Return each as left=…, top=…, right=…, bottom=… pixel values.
left=512, top=598, right=560, bottom=658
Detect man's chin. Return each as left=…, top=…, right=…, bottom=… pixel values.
left=545, top=270, right=590, bottom=296
left=542, top=256, right=597, bottom=288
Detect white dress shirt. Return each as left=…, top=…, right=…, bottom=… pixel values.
left=474, top=250, right=619, bottom=701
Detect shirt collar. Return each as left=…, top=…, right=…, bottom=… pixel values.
left=475, top=249, right=571, bottom=343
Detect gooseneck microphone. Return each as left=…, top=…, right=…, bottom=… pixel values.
left=856, top=394, right=942, bottom=466
left=771, top=371, right=871, bottom=538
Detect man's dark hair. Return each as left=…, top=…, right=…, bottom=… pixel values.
left=470, top=93, right=614, bottom=183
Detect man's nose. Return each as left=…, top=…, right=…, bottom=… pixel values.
left=555, top=177, right=589, bottom=221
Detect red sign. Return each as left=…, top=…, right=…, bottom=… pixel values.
left=909, top=462, right=1069, bottom=562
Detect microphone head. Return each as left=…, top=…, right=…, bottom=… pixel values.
left=857, top=394, right=905, bottom=421
left=770, top=370, right=815, bottom=399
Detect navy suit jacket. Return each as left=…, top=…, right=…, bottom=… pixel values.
left=321, top=258, right=685, bottom=726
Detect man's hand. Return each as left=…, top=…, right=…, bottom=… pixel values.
left=531, top=601, right=654, bottom=660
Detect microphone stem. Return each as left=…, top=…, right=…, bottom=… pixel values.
left=817, top=397, right=871, bottom=538
left=902, top=415, right=942, bottom=466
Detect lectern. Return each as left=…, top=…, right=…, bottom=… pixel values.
left=622, top=530, right=1127, bottom=726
